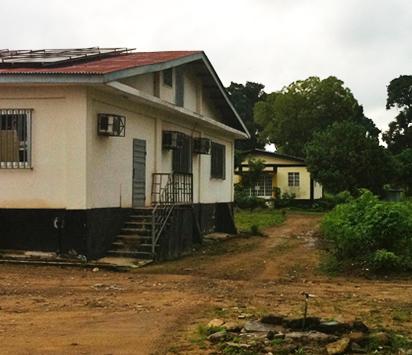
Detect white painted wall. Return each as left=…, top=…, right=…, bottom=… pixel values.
left=86, top=88, right=157, bottom=209
left=0, top=85, right=87, bottom=209
left=119, top=73, right=155, bottom=95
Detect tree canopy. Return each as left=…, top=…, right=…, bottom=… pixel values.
left=383, top=75, right=412, bottom=155
left=305, top=121, right=396, bottom=196
left=254, top=76, right=379, bottom=158
left=394, top=148, right=412, bottom=197
left=226, top=81, right=267, bottom=152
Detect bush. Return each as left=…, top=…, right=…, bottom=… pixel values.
left=271, top=191, right=296, bottom=208
left=318, top=191, right=353, bottom=211
left=369, top=249, right=403, bottom=272
left=234, top=188, right=267, bottom=210
left=321, top=190, right=412, bottom=271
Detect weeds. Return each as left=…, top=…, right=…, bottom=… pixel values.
left=391, top=309, right=412, bottom=322
left=390, top=333, right=410, bottom=351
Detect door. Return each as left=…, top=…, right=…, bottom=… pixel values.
left=132, top=139, right=146, bottom=208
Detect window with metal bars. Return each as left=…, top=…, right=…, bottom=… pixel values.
left=211, top=142, right=225, bottom=179
left=288, top=172, right=300, bottom=187
left=0, top=109, right=32, bottom=169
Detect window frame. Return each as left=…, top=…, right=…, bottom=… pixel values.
left=211, top=142, right=226, bottom=180
left=0, top=109, right=33, bottom=169
left=248, top=174, right=273, bottom=197
left=288, top=172, right=300, bottom=187
left=172, top=134, right=192, bottom=174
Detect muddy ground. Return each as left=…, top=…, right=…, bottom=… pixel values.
left=1, top=213, right=412, bottom=355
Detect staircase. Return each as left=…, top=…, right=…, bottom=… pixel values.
left=107, top=208, right=158, bottom=260
left=107, top=172, right=193, bottom=262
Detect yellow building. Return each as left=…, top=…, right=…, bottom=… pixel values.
left=235, top=149, right=323, bottom=203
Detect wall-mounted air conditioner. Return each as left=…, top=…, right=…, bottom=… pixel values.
left=193, top=138, right=212, bottom=154
left=162, top=131, right=184, bottom=149
left=98, top=114, right=126, bottom=137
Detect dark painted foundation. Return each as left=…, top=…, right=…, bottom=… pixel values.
left=0, top=208, right=130, bottom=260
left=0, top=202, right=236, bottom=261
left=192, top=202, right=237, bottom=235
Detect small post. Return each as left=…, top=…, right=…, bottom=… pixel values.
left=300, top=291, right=316, bottom=331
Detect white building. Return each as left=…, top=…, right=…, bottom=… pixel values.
left=0, top=48, right=249, bottom=260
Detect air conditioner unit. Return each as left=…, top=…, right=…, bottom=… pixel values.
left=193, top=138, right=211, bottom=154
left=162, top=131, right=184, bottom=150
left=98, top=114, right=126, bottom=137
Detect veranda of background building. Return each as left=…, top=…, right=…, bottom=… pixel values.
left=235, top=149, right=323, bottom=203
left=0, top=49, right=249, bottom=260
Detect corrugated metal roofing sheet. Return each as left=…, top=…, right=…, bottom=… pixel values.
left=0, top=51, right=202, bottom=74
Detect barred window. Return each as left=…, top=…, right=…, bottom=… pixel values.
left=211, top=142, right=225, bottom=179
left=288, top=172, right=300, bottom=187
left=0, top=109, right=32, bottom=169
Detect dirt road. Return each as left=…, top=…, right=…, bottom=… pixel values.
left=1, top=214, right=412, bottom=355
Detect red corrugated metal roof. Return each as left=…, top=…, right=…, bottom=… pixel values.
left=0, top=51, right=202, bottom=74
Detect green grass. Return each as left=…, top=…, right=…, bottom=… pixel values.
left=235, top=208, right=284, bottom=233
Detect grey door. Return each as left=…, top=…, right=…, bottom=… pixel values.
left=132, top=139, right=146, bottom=208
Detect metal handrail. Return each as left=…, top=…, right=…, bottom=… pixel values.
left=151, top=172, right=193, bottom=255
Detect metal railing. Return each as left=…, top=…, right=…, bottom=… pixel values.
left=151, top=172, right=193, bottom=254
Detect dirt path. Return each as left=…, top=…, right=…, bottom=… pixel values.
left=1, top=214, right=412, bottom=355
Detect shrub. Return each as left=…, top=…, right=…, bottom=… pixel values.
left=369, top=249, right=402, bottom=272
left=272, top=191, right=296, bottom=208
left=234, top=189, right=267, bottom=210
left=318, top=191, right=353, bottom=211
left=321, top=190, right=412, bottom=271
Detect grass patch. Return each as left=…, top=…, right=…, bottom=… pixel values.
left=316, top=252, right=344, bottom=276
left=391, top=309, right=412, bottom=322
left=235, top=208, right=284, bottom=233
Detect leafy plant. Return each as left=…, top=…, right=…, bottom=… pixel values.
left=321, top=190, right=412, bottom=272
left=369, top=249, right=402, bottom=272
left=390, top=333, right=411, bottom=351
left=271, top=339, right=284, bottom=346
left=206, top=326, right=226, bottom=335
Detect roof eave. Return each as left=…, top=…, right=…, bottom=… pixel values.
left=106, top=81, right=248, bottom=139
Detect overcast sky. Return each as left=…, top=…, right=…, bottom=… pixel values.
left=2, top=0, right=411, bottom=133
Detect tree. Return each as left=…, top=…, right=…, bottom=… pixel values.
left=255, top=76, right=379, bottom=158
left=383, top=75, right=412, bottom=155
left=226, top=82, right=267, bottom=152
left=305, top=121, right=396, bottom=196
left=239, top=156, right=266, bottom=190
left=394, top=148, right=412, bottom=197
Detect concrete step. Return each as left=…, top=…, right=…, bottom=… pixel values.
left=120, top=228, right=151, bottom=236
left=107, top=250, right=154, bottom=260
left=124, top=221, right=152, bottom=229
left=116, top=235, right=152, bottom=242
